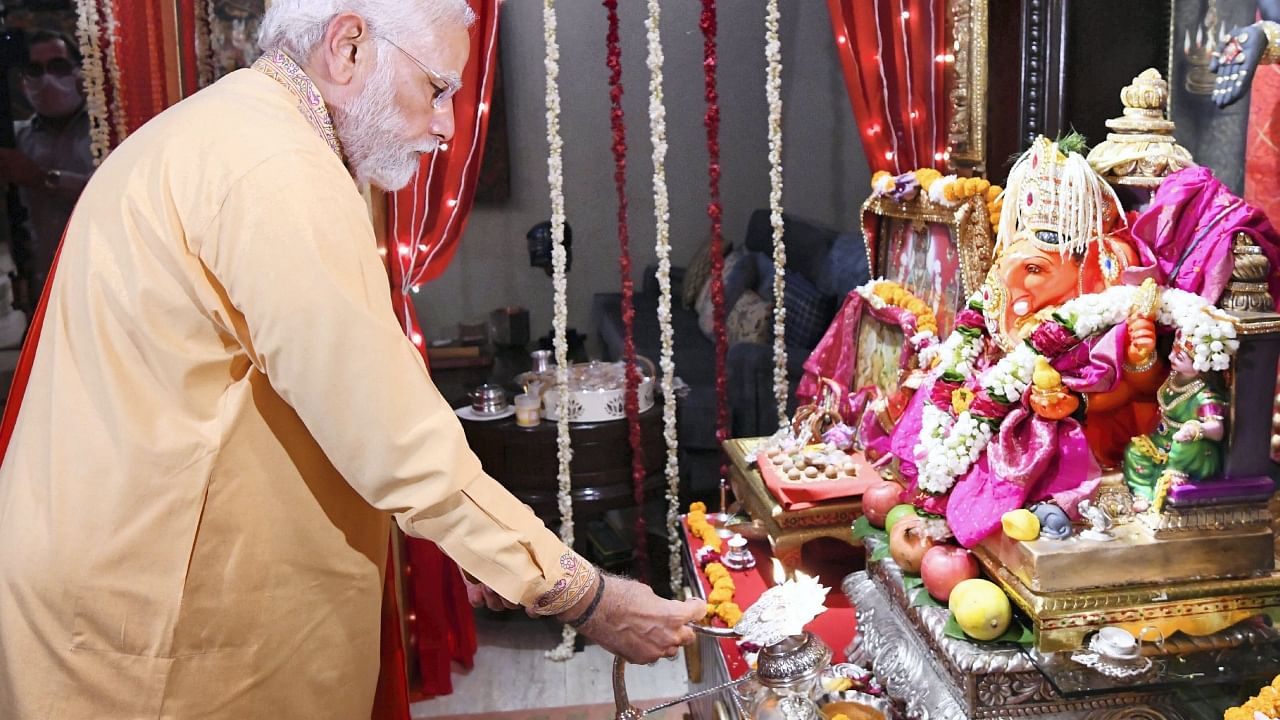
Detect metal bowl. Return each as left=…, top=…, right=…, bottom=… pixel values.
left=470, top=384, right=508, bottom=415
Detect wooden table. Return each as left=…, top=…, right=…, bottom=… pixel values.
left=461, top=404, right=667, bottom=549
left=723, top=437, right=863, bottom=574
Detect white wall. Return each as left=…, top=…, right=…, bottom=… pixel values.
left=413, top=0, right=868, bottom=348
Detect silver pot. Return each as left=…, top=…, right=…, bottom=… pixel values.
left=470, top=383, right=508, bottom=415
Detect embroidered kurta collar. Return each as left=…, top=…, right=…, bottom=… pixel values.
left=253, top=48, right=343, bottom=159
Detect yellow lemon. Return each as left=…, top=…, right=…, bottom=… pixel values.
left=1001, top=509, right=1041, bottom=541
left=949, top=579, right=1012, bottom=641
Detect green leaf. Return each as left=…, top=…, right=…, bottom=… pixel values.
left=1054, top=129, right=1090, bottom=156
left=870, top=544, right=892, bottom=563
left=942, top=612, right=1037, bottom=645
left=943, top=612, right=967, bottom=640
left=902, top=574, right=924, bottom=590
left=910, top=588, right=944, bottom=608
left=852, top=516, right=886, bottom=543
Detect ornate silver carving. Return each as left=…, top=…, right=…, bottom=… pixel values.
left=844, top=555, right=1200, bottom=719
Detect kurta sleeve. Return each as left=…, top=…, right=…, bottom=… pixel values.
left=193, top=152, right=593, bottom=614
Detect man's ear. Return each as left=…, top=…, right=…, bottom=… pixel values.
left=320, top=12, right=373, bottom=86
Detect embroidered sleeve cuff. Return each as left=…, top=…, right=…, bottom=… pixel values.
left=530, top=551, right=598, bottom=616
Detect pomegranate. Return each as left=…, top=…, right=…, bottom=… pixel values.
left=889, top=516, right=935, bottom=574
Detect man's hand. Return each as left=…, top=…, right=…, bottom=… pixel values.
left=565, top=574, right=706, bottom=665
left=462, top=574, right=520, bottom=612
left=0, top=149, right=43, bottom=187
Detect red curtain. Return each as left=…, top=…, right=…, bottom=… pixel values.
left=825, top=0, right=948, bottom=174
left=382, top=0, right=501, bottom=702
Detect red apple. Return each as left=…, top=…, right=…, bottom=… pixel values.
left=862, top=481, right=904, bottom=528
left=920, top=545, right=980, bottom=602
left=889, top=516, right=936, bottom=574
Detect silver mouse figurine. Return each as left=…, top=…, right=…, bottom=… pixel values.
left=1077, top=499, right=1115, bottom=542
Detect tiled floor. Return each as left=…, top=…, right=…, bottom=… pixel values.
left=411, top=610, right=690, bottom=717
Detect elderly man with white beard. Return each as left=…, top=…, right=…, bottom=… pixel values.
left=0, top=1, right=705, bottom=718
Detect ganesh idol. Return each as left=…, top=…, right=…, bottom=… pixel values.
left=888, top=136, right=1168, bottom=547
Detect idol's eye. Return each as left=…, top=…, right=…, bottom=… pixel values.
left=1025, top=262, right=1044, bottom=274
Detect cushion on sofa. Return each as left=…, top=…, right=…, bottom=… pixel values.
left=782, top=272, right=837, bottom=350
left=696, top=251, right=748, bottom=339
left=727, top=290, right=770, bottom=345
left=814, top=231, right=870, bottom=299
left=681, top=239, right=734, bottom=309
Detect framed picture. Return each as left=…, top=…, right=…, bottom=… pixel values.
left=1168, top=0, right=1257, bottom=195
left=860, top=193, right=993, bottom=339
left=851, top=311, right=908, bottom=401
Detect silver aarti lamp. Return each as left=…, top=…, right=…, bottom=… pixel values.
left=612, top=577, right=832, bottom=720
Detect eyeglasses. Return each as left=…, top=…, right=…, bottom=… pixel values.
left=21, top=57, right=75, bottom=79
left=379, top=37, right=461, bottom=110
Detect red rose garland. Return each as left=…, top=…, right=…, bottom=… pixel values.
left=604, top=0, right=649, bottom=578
left=700, top=0, right=731, bottom=477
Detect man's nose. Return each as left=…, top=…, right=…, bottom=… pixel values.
left=430, top=102, right=456, bottom=144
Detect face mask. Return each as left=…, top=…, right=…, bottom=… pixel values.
left=24, top=74, right=83, bottom=119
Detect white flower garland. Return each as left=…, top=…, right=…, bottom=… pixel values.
left=765, top=0, right=788, bottom=427
left=542, top=0, right=577, bottom=662
left=645, top=0, right=683, bottom=600
left=101, top=0, right=128, bottom=146
left=75, top=0, right=112, bottom=164
left=914, top=285, right=1238, bottom=500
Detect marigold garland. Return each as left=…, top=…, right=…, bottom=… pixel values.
left=872, top=169, right=1005, bottom=228
left=869, top=281, right=938, bottom=337
left=687, top=501, right=721, bottom=551
left=1226, top=675, right=1280, bottom=719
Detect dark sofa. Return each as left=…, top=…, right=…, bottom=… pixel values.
left=592, top=209, right=869, bottom=497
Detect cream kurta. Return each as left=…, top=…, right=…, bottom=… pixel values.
left=0, top=60, right=585, bottom=719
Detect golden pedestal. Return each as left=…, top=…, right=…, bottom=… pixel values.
left=979, top=519, right=1274, bottom=594
left=975, top=540, right=1280, bottom=653
left=723, top=437, right=861, bottom=574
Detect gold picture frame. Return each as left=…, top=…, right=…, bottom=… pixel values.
left=946, top=0, right=988, bottom=171
left=861, top=193, right=993, bottom=338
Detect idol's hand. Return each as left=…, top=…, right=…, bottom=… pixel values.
left=1126, top=316, right=1157, bottom=368
left=564, top=574, right=705, bottom=665
left=462, top=574, right=520, bottom=612
left=1212, top=24, right=1266, bottom=108
left=1029, top=389, right=1079, bottom=421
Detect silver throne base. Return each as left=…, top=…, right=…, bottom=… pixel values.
left=843, top=555, right=1192, bottom=720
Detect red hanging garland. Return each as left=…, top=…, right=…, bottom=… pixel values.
left=604, top=0, right=649, bottom=579
left=700, top=0, right=730, bottom=476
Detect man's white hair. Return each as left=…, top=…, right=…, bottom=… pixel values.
left=259, top=0, right=475, bottom=60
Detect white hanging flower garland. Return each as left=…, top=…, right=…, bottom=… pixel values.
left=913, top=285, right=1239, bottom=503
left=75, top=0, right=112, bottom=164
left=645, top=0, right=683, bottom=599
left=101, top=0, right=128, bottom=147
left=764, top=0, right=787, bottom=426
left=542, top=0, right=577, bottom=662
